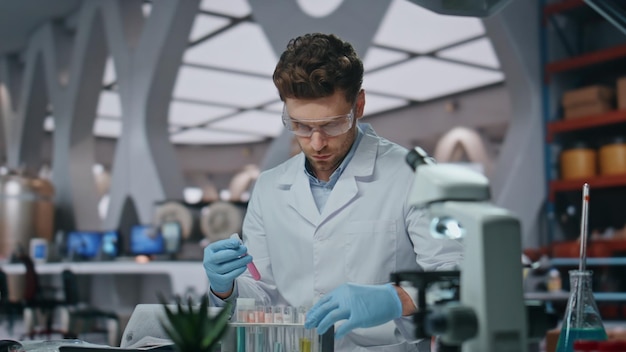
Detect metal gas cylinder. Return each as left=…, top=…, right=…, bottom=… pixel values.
left=0, top=172, right=55, bottom=262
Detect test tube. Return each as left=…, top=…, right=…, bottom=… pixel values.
left=297, top=306, right=306, bottom=324
left=273, top=306, right=284, bottom=324
left=274, top=326, right=284, bottom=352
left=247, top=304, right=257, bottom=323
left=235, top=299, right=246, bottom=352
left=283, top=306, right=293, bottom=324
left=265, top=306, right=274, bottom=323
left=299, top=334, right=311, bottom=352
left=236, top=298, right=249, bottom=323
left=256, top=305, right=265, bottom=323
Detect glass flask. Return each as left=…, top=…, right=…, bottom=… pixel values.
left=556, top=270, right=608, bottom=352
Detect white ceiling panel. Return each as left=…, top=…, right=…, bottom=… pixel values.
left=173, top=66, right=277, bottom=108
left=208, top=110, right=284, bottom=137
left=93, top=118, right=122, bottom=138
left=374, top=0, right=484, bottom=53
left=297, top=0, right=343, bottom=17
left=169, top=100, right=236, bottom=127
left=362, top=93, right=409, bottom=116
left=363, top=47, right=409, bottom=72
left=263, top=100, right=284, bottom=113
left=171, top=128, right=265, bottom=145
left=436, top=37, right=500, bottom=69
left=184, top=22, right=278, bottom=75
left=199, top=0, right=252, bottom=17
left=189, top=14, right=230, bottom=42
left=44, top=116, right=54, bottom=131
left=365, top=57, right=504, bottom=101
left=97, top=91, right=122, bottom=117
left=142, top=3, right=152, bottom=18
left=103, top=57, right=116, bottom=86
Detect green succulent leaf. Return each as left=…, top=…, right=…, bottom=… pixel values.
left=158, top=292, right=232, bottom=352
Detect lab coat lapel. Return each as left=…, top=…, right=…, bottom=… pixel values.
left=279, top=154, right=321, bottom=226
left=319, top=126, right=378, bottom=223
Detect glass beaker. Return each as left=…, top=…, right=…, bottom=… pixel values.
left=556, top=270, right=608, bottom=352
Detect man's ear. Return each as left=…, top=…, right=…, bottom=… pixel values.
left=355, top=89, right=366, bottom=119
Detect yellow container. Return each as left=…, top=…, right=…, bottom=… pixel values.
left=560, top=146, right=596, bottom=180
left=599, top=139, right=626, bottom=175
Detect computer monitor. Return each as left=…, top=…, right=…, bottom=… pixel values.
left=130, top=225, right=164, bottom=256
left=160, top=221, right=182, bottom=254
left=101, top=230, right=120, bottom=258
left=67, top=231, right=102, bottom=260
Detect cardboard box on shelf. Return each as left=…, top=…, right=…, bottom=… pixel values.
left=562, top=85, right=615, bottom=109
left=564, top=101, right=613, bottom=119
left=617, top=77, right=626, bottom=110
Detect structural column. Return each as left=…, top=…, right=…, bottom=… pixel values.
left=101, top=0, right=198, bottom=228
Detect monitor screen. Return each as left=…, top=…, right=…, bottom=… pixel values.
left=160, top=221, right=182, bottom=254
left=101, top=230, right=119, bottom=258
left=67, top=231, right=102, bottom=259
left=130, top=225, right=164, bottom=255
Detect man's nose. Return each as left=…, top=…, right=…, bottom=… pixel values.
left=310, top=131, right=327, bottom=151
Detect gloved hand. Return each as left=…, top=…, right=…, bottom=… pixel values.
left=304, top=283, right=402, bottom=339
left=203, top=238, right=253, bottom=294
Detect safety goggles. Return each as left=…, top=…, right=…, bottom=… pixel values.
left=282, top=106, right=355, bottom=137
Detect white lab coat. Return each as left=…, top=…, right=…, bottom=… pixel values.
left=214, top=124, right=463, bottom=352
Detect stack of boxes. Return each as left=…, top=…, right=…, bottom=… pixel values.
left=559, top=79, right=626, bottom=180
left=561, top=85, right=614, bottom=120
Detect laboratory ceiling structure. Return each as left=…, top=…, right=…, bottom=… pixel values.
left=1, top=0, right=505, bottom=146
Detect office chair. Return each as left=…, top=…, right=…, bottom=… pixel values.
left=60, top=269, right=120, bottom=346
left=0, top=269, right=24, bottom=337
left=18, top=254, right=67, bottom=340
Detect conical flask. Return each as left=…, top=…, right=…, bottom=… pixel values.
left=556, top=270, right=607, bottom=352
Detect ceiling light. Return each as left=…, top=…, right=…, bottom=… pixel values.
left=170, top=128, right=265, bottom=145
left=364, top=57, right=503, bottom=101
left=173, top=66, right=277, bottom=108
left=373, top=0, right=485, bottom=53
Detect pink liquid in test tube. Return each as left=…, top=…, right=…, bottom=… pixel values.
left=247, top=260, right=261, bottom=281
left=231, top=233, right=261, bottom=281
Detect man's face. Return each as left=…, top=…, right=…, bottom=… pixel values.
left=284, top=90, right=365, bottom=181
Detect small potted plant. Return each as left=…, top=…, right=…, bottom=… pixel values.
left=160, top=294, right=231, bottom=352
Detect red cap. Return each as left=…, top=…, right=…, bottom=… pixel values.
left=574, top=340, right=600, bottom=351
left=598, top=340, right=626, bottom=351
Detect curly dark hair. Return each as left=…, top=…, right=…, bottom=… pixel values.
left=273, top=33, right=364, bottom=105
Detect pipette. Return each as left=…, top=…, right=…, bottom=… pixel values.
left=579, top=183, right=590, bottom=272
left=231, top=233, right=261, bottom=281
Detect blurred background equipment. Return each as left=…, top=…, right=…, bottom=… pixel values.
left=129, top=225, right=165, bottom=257
left=200, top=201, right=245, bottom=243
left=152, top=201, right=196, bottom=241
left=0, top=171, right=55, bottom=303
left=0, top=171, right=55, bottom=261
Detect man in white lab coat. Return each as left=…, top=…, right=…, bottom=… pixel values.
left=204, top=33, right=463, bottom=351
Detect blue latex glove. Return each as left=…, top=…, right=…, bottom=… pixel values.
left=203, top=238, right=253, bottom=294
left=304, top=283, right=402, bottom=339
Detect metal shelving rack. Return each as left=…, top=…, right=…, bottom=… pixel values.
left=540, top=0, right=626, bottom=318
left=541, top=0, right=626, bottom=246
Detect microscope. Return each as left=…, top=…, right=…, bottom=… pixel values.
left=392, top=147, right=554, bottom=352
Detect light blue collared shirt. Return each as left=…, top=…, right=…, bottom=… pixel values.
left=304, top=125, right=364, bottom=212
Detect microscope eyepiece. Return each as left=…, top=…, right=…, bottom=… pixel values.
left=405, top=147, right=437, bottom=171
